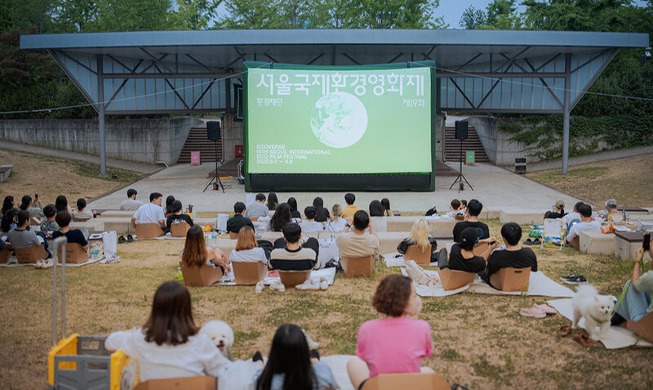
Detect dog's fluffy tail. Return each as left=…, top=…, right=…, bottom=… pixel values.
left=575, top=284, right=598, bottom=298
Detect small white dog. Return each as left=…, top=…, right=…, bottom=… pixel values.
left=572, top=284, right=614, bottom=341
left=200, top=320, right=235, bottom=360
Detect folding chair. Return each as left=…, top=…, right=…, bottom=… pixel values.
left=232, top=261, right=267, bottom=285
left=438, top=268, right=476, bottom=291
left=541, top=218, right=564, bottom=250
left=279, top=270, right=311, bottom=287
left=56, top=243, right=89, bottom=264
left=170, top=221, right=191, bottom=237
left=362, top=372, right=449, bottom=390
left=15, top=245, right=49, bottom=264
left=489, top=267, right=531, bottom=292
left=626, top=312, right=653, bottom=344
left=341, top=255, right=374, bottom=277
left=134, top=376, right=216, bottom=390
left=404, top=244, right=431, bottom=266
left=180, top=262, right=223, bottom=287
left=134, top=223, right=164, bottom=239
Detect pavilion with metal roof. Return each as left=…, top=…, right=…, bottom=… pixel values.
left=20, top=29, right=649, bottom=176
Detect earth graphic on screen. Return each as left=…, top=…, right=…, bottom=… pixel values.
left=310, top=92, right=368, bottom=148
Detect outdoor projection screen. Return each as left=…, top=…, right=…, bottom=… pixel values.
left=244, top=61, right=435, bottom=192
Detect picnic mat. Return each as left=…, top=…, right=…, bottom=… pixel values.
left=0, top=256, right=103, bottom=267
left=548, top=298, right=653, bottom=349
left=384, top=253, right=437, bottom=267
left=322, top=355, right=355, bottom=390
left=401, top=269, right=575, bottom=298
left=211, top=267, right=337, bottom=287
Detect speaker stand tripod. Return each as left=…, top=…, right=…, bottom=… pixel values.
left=203, top=138, right=225, bottom=193
left=449, top=139, right=473, bottom=192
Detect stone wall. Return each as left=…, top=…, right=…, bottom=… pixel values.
left=468, top=116, right=532, bottom=166
left=0, top=117, right=200, bottom=164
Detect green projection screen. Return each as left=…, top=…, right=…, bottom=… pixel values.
left=244, top=61, right=435, bottom=192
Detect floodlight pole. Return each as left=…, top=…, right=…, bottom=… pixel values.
left=561, top=54, right=571, bottom=176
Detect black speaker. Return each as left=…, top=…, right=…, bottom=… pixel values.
left=207, top=121, right=221, bottom=141
left=455, top=120, right=468, bottom=140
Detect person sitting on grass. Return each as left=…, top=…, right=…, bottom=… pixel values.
left=287, top=197, right=301, bottom=219
left=442, top=227, right=498, bottom=273
left=341, top=193, right=361, bottom=219
left=246, top=193, right=270, bottom=220
left=182, top=225, right=230, bottom=281
left=611, top=234, right=653, bottom=327
left=397, top=219, right=438, bottom=263
left=40, top=204, right=60, bottom=232
left=7, top=210, right=49, bottom=252
left=166, top=200, right=194, bottom=231
left=452, top=199, right=489, bottom=242
left=312, top=197, right=330, bottom=223
left=165, top=195, right=176, bottom=218
left=1, top=208, right=19, bottom=237
left=229, top=226, right=269, bottom=264
left=445, top=199, right=462, bottom=219
left=105, top=281, right=230, bottom=381
left=480, top=222, right=537, bottom=288
left=226, top=201, right=255, bottom=235
left=266, top=192, right=279, bottom=211
left=72, top=198, right=94, bottom=220
left=120, top=188, right=143, bottom=211
left=299, top=206, right=324, bottom=233
left=269, top=203, right=293, bottom=232
left=562, top=203, right=601, bottom=249
left=269, top=223, right=318, bottom=271
left=19, top=195, right=45, bottom=222
left=326, top=204, right=347, bottom=233
left=347, top=274, right=433, bottom=389
left=544, top=200, right=566, bottom=219
left=256, top=323, right=338, bottom=390
left=1, top=195, right=14, bottom=217
left=337, top=210, right=379, bottom=260
left=131, top=192, right=166, bottom=228
left=52, top=212, right=88, bottom=251
left=381, top=198, right=395, bottom=217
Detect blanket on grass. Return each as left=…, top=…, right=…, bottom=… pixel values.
left=0, top=256, right=103, bottom=267
left=211, top=267, right=337, bottom=287
left=548, top=298, right=653, bottom=349
left=401, top=269, right=575, bottom=298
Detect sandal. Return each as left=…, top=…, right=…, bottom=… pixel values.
left=127, top=234, right=135, bottom=242
left=572, top=333, right=593, bottom=347
left=523, top=238, right=534, bottom=245
left=557, top=325, right=571, bottom=337
left=118, top=235, right=127, bottom=244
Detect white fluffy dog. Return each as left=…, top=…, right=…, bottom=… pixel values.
left=572, top=284, right=614, bottom=341
left=200, top=320, right=235, bottom=360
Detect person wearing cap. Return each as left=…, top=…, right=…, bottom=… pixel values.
left=120, top=188, right=143, bottom=211
left=480, top=222, right=538, bottom=288
left=544, top=200, right=566, bottom=219
left=441, top=227, right=499, bottom=273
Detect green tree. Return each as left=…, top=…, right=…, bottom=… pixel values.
left=216, top=0, right=281, bottom=28
left=51, top=0, right=99, bottom=32
left=459, top=6, right=486, bottom=29
left=169, top=0, right=222, bottom=30
left=95, top=0, right=172, bottom=31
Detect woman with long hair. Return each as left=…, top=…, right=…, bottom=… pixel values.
left=269, top=203, right=292, bottom=232
left=181, top=225, right=229, bottom=283
left=229, top=226, right=268, bottom=264
left=347, top=275, right=433, bottom=389
left=1, top=208, right=19, bottom=235
left=312, top=197, right=330, bottom=223
left=287, top=197, right=301, bottom=219
left=380, top=198, right=395, bottom=217
left=105, top=281, right=229, bottom=381
left=1, top=196, right=14, bottom=216
left=55, top=195, right=73, bottom=215
left=267, top=192, right=279, bottom=211
left=256, top=323, right=337, bottom=390
left=326, top=204, right=347, bottom=233
left=165, top=195, right=176, bottom=217
left=397, top=219, right=438, bottom=262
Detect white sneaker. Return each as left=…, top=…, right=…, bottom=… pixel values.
left=270, top=281, right=285, bottom=292
left=296, top=278, right=320, bottom=291
left=319, top=277, right=329, bottom=291
left=35, top=260, right=43, bottom=269
left=255, top=281, right=265, bottom=293
left=40, top=259, right=54, bottom=269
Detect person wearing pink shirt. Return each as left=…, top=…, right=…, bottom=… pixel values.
left=347, top=275, right=434, bottom=389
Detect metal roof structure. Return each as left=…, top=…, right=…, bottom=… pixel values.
left=20, top=29, right=650, bottom=175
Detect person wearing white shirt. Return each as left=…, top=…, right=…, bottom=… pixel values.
left=131, top=192, right=166, bottom=228
left=229, top=226, right=269, bottom=264
left=563, top=204, right=602, bottom=249
left=105, top=282, right=229, bottom=381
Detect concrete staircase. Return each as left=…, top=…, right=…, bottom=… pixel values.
left=444, top=125, right=490, bottom=163
left=177, top=125, right=224, bottom=164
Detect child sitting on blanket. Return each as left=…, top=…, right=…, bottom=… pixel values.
left=347, top=275, right=434, bottom=389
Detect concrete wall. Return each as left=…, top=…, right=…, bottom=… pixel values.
left=469, top=116, right=532, bottom=166
left=220, top=113, right=244, bottom=162
left=0, top=117, right=201, bottom=164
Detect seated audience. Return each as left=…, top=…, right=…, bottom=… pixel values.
left=40, top=204, right=60, bottom=232
left=380, top=198, right=395, bottom=217
left=443, top=227, right=498, bottom=273
left=326, top=204, right=347, bottom=233
left=368, top=200, right=388, bottom=233
left=72, top=198, right=94, bottom=220
left=7, top=210, right=49, bottom=252
left=267, top=192, right=279, bottom=211
left=347, top=274, right=432, bottom=389
left=368, top=200, right=385, bottom=217
left=182, top=225, right=229, bottom=271
left=287, top=197, right=301, bottom=219
left=19, top=195, right=45, bottom=221
left=52, top=212, right=89, bottom=251
left=131, top=192, right=166, bottom=228
left=120, top=188, right=143, bottom=211
left=2, top=195, right=14, bottom=217
left=105, top=281, right=229, bottom=381
left=166, top=200, right=194, bottom=231
left=612, top=236, right=653, bottom=326
left=165, top=195, right=176, bottom=217
left=445, top=199, right=462, bottom=219
left=341, top=193, right=361, bottom=219
left=269, top=203, right=293, bottom=232
left=269, top=223, right=318, bottom=271
left=1, top=208, right=19, bottom=237
left=229, top=226, right=269, bottom=264
left=246, top=193, right=270, bottom=220
left=336, top=210, right=379, bottom=260
left=312, top=197, right=330, bottom=222
left=397, top=219, right=438, bottom=262
left=562, top=201, right=584, bottom=230
left=480, top=222, right=537, bottom=287
left=598, top=198, right=619, bottom=219
left=55, top=195, right=74, bottom=215
left=563, top=204, right=601, bottom=248
left=544, top=200, right=566, bottom=219
left=256, top=323, right=338, bottom=390
left=452, top=199, right=490, bottom=242
left=299, top=206, right=324, bottom=233
left=227, top=201, right=255, bottom=235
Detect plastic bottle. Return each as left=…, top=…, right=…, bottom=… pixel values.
left=177, top=266, right=184, bottom=281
